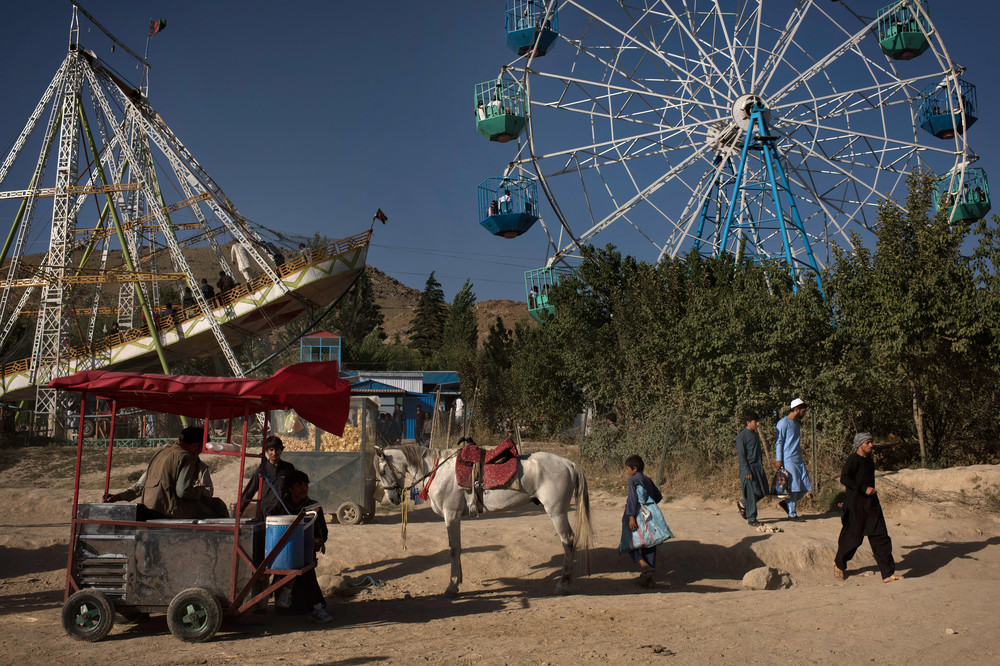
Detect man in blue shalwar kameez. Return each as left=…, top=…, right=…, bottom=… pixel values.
left=774, top=397, right=811, bottom=520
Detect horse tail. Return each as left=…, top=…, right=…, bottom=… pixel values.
left=572, top=462, right=593, bottom=555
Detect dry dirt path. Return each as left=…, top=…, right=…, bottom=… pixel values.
left=2, top=461, right=999, bottom=664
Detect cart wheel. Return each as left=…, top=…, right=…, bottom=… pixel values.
left=166, top=588, right=222, bottom=643
left=336, top=501, right=362, bottom=525
left=62, top=589, right=115, bottom=642
left=82, top=419, right=96, bottom=437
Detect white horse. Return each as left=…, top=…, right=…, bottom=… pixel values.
left=373, top=444, right=592, bottom=596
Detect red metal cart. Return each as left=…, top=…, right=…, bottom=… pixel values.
left=50, top=361, right=350, bottom=642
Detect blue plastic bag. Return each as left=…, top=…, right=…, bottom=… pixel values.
left=618, top=485, right=674, bottom=553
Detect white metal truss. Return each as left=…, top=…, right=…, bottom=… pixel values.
left=502, top=0, right=972, bottom=270
left=32, top=50, right=84, bottom=429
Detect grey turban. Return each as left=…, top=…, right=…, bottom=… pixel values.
left=854, top=432, right=873, bottom=448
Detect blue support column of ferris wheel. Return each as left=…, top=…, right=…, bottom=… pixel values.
left=693, top=157, right=724, bottom=256
left=717, top=105, right=825, bottom=296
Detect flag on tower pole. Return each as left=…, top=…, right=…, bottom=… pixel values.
left=148, top=18, right=167, bottom=37
left=373, top=209, right=388, bottom=224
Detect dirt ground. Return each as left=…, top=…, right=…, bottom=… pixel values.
left=2, top=447, right=999, bottom=665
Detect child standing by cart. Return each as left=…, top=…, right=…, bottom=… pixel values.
left=619, top=454, right=671, bottom=588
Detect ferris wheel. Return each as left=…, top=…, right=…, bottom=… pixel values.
left=480, top=0, right=988, bottom=303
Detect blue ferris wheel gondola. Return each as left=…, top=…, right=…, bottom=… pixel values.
left=919, top=78, right=978, bottom=140
left=478, top=176, right=539, bottom=239
left=506, top=0, right=559, bottom=57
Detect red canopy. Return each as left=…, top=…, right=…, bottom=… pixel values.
left=49, top=361, right=351, bottom=436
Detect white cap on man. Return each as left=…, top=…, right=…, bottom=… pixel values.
left=790, top=398, right=806, bottom=409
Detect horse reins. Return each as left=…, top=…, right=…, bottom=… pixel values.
left=376, top=447, right=457, bottom=551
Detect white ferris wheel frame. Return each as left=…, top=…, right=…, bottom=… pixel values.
left=501, top=0, right=975, bottom=272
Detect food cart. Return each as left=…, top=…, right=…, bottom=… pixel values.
left=51, top=361, right=350, bottom=643
left=279, top=395, right=379, bottom=524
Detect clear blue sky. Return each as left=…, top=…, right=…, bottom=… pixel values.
left=1, top=1, right=996, bottom=303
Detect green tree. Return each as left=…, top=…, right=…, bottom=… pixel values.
left=345, top=326, right=421, bottom=372
left=469, top=316, right=515, bottom=434
left=510, top=321, right=583, bottom=436
left=407, top=271, right=448, bottom=356
left=828, top=171, right=982, bottom=464
left=438, top=279, right=478, bottom=369
left=328, top=269, right=386, bottom=357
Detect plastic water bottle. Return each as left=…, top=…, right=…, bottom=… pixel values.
left=206, top=441, right=240, bottom=453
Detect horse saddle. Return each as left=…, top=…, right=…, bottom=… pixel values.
left=455, top=437, right=519, bottom=491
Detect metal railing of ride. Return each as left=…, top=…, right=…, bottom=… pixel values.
left=0, top=230, right=371, bottom=379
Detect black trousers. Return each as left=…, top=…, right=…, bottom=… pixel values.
left=835, top=506, right=895, bottom=579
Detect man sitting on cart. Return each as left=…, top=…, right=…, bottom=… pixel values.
left=136, top=426, right=206, bottom=520
left=104, top=459, right=228, bottom=518
left=270, top=470, right=333, bottom=623
left=240, top=436, right=296, bottom=517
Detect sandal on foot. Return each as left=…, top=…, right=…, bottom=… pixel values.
left=737, top=501, right=747, bottom=519
left=882, top=574, right=903, bottom=583
left=834, top=566, right=845, bottom=581
left=748, top=519, right=762, bottom=527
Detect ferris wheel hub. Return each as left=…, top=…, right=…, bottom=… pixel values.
left=707, top=94, right=772, bottom=159
left=732, top=94, right=770, bottom=130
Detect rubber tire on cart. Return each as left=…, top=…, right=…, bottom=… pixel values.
left=166, top=588, right=222, bottom=643
left=62, top=589, right=115, bottom=642
left=82, top=419, right=96, bottom=437
left=336, top=501, right=363, bottom=525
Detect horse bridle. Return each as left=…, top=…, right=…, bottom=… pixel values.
left=376, top=447, right=459, bottom=494
left=376, top=449, right=407, bottom=493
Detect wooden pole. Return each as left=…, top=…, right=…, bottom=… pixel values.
left=445, top=408, right=453, bottom=447
left=811, top=409, right=818, bottom=492
left=655, top=412, right=673, bottom=486
left=430, top=387, right=442, bottom=448
left=464, top=381, right=479, bottom=439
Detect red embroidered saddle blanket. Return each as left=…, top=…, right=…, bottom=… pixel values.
left=455, top=437, right=519, bottom=490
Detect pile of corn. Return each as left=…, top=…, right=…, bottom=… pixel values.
left=319, top=424, right=361, bottom=452
left=279, top=424, right=363, bottom=452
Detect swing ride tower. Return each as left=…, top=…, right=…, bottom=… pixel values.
left=0, top=4, right=371, bottom=435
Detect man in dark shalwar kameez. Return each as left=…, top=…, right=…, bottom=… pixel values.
left=736, top=411, right=769, bottom=528
left=834, top=432, right=902, bottom=582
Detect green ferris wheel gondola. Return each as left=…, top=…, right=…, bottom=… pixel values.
left=524, top=265, right=573, bottom=323
left=877, top=0, right=930, bottom=60
left=933, top=167, right=992, bottom=225
left=475, top=78, right=527, bottom=143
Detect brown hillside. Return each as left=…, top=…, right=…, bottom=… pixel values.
left=366, top=266, right=535, bottom=346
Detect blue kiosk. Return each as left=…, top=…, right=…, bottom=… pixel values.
left=505, top=0, right=559, bottom=57
left=479, top=176, right=540, bottom=238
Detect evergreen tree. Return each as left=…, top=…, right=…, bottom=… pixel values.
left=407, top=272, right=448, bottom=356
left=439, top=279, right=478, bottom=369
left=328, top=269, right=386, bottom=357
left=469, top=316, right=515, bottom=433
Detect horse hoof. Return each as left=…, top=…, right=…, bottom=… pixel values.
left=443, top=586, right=459, bottom=598
left=554, top=583, right=572, bottom=596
